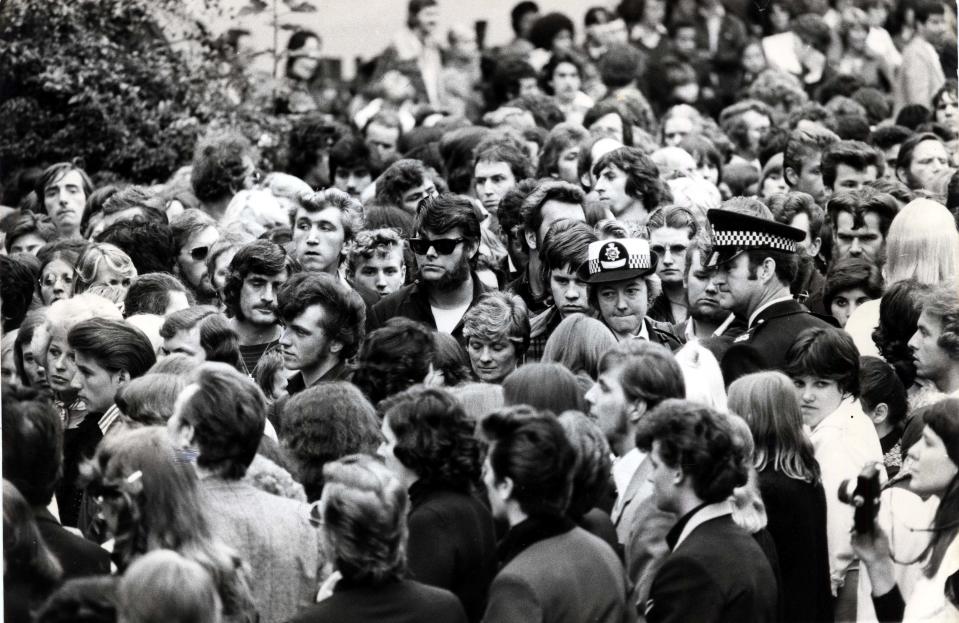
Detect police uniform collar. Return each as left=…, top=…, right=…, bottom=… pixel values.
left=705, top=209, right=805, bottom=268
left=747, top=295, right=796, bottom=329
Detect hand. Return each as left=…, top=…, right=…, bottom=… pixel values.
left=851, top=524, right=891, bottom=567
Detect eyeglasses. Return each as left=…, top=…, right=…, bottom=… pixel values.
left=189, top=246, right=210, bottom=262
left=408, top=237, right=466, bottom=255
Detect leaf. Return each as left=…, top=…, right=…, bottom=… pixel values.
left=286, top=0, right=317, bottom=12
left=237, top=0, right=269, bottom=15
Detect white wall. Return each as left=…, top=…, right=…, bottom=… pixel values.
left=193, top=0, right=614, bottom=78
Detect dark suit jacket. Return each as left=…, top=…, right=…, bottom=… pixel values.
left=406, top=483, right=497, bottom=623
left=721, top=299, right=832, bottom=380
left=368, top=274, right=494, bottom=347
left=34, top=507, right=110, bottom=579
left=287, top=578, right=467, bottom=623
left=694, top=13, right=748, bottom=75
left=483, top=527, right=635, bottom=623
left=645, top=509, right=778, bottom=623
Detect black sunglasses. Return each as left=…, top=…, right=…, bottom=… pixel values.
left=190, top=246, right=210, bottom=261
left=409, top=237, right=466, bottom=255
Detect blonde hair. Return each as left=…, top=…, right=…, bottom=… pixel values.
left=542, top=314, right=617, bottom=380
left=222, top=189, right=290, bottom=239
left=884, top=199, right=959, bottom=287
left=676, top=341, right=727, bottom=411
left=724, top=413, right=768, bottom=534
left=32, top=293, right=123, bottom=364
left=75, top=242, right=137, bottom=292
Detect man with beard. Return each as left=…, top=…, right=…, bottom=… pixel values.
left=224, top=240, right=300, bottom=373
left=290, top=188, right=363, bottom=279
left=171, top=209, right=220, bottom=305
left=705, top=201, right=831, bottom=380
left=369, top=193, right=492, bottom=346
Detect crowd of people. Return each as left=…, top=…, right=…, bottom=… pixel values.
left=3, top=0, right=959, bottom=621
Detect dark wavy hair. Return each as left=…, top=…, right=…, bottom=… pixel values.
left=222, top=240, right=299, bottom=320
left=481, top=405, right=575, bottom=517
left=380, top=386, right=484, bottom=491
left=784, top=327, right=861, bottom=397
left=592, top=146, right=666, bottom=213
left=5, top=210, right=57, bottom=252
left=276, top=272, right=366, bottom=361
left=636, top=399, right=749, bottom=503
left=352, top=318, right=434, bottom=405
left=823, top=257, right=884, bottom=313
left=0, top=255, right=38, bottom=332
left=190, top=131, right=253, bottom=203
left=558, top=411, right=614, bottom=521
left=282, top=382, right=381, bottom=502
left=872, top=280, right=931, bottom=388
left=917, top=398, right=959, bottom=579
left=583, top=100, right=635, bottom=146
left=2, top=384, right=63, bottom=507
left=124, top=273, right=192, bottom=317
left=528, top=11, right=574, bottom=50
left=537, top=123, right=588, bottom=179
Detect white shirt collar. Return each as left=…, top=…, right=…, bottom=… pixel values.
left=685, top=313, right=737, bottom=340
left=612, top=448, right=644, bottom=497
left=633, top=319, right=650, bottom=341
left=747, top=295, right=794, bottom=329
left=674, top=500, right=734, bottom=549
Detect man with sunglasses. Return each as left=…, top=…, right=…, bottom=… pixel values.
left=704, top=200, right=831, bottom=379
left=369, top=193, right=493, bottom=345
left=171, top=209, right=220, bottom=306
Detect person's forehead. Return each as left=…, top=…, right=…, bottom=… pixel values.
left=188, top=225, right=220, bottom=247
left=914, top=140, right=947, bottom=159
left=474, top=160, right=513, bottom=176
left=836, top=210, right=882, bottom=231
left=598, top=276, right=646, bottom=290
left=367, top=122, right=400, bottom=138
left=358, top=247, right=404, bottom=266
left=423, top=226, right=466, bottom=240
left=296, top=205, right=344, bottom=225
left=49, top=169, right=84, bottom=189
left=664, top=116, right=693, bottom=131
left=403, top=180, right=434, bottom=197
left=650, top=226, right=691, bottom=244
left=244, top=269, right=287, bottom=282
left=292, top=302, right=328, bottom=326
left=790, top=212, right=811, bottom=231
left=835, top=162, right=876, bottom=176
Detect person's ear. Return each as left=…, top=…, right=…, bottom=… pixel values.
left=171, top=420, right=196, bottom=451
left=627, top=399, right=647, bottom=425
left=897, top=167, right=909, bottom=185
left=329, top=340, right=344, bottom=354
left=494, top=475, right=514, bottom=502
left=114, top=369, right=131, bottom=388
left=808, top=236, right=822, bottom=258
left=400, top=264, right=407, bottom=281
left=761, top=257, right=778, bottom=284
left=672, top=465, right=686, bottom=486
left=524, top=227, right=538, bottom=252
left=872, top=402, right=889, bottom=426
left=467, top=240, right=480, bottom=260
left=784, top=166, right=798, bottom=188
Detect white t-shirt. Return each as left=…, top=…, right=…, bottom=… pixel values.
left=432, top=302, right=471, bottom=334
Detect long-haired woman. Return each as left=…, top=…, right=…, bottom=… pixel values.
left=728, top=371, right=833, bottom=622
left=82, top=426, right=255, bottom=622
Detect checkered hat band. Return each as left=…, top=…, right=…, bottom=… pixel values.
left=588, top=255, right=651, bottom=275
left=712, top=230, right=797, bottom=252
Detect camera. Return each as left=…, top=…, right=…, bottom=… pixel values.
left=838, top=463, right=882, bottom=534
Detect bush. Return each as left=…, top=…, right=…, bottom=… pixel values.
left=0, top=0, right=255, bottom=184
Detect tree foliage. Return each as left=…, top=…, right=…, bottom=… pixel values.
left=0, top=0, right=255, bottom=184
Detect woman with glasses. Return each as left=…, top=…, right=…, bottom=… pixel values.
left=462, top=291, right=530, bottom=385
left=290, top=454, right=467, bottom=623
left=82, top=426, right=256, bottom=622
left=36, top=240, right=87, bottom=306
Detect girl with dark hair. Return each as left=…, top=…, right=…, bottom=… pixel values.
left=376, top=387, right=496, bottom=622
left=854, top=398, right=959, bottom=621
left=871, top=280, right=932, bottom=391
left=784, top=327, right=884, bottom=619
left=82, top=427, right=256, bottom=622
left=277, top=30, right=323, bottom=114
left=352, top=317, right=435, bottom=405
left=4, top=480, right=63, bottom=622
left=728, top=372, right=832, bottom=623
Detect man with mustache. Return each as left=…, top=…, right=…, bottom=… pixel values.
left=705, top=199, right=831, bottom=380
left=369, top=193, right=493, bottom=346
left=224, top=240, right=300, bottom=373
